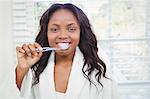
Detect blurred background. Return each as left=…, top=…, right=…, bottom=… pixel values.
left=0, top=0, right=150, bottom=99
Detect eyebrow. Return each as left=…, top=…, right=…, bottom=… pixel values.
left=50, top=24, right=59, bottom=27
left=67, top=23, right=77, bottom=26
left=50, top=23, right=78, bottom=27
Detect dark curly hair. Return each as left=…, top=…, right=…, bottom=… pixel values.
left=31, top=3, right=107, bottom=87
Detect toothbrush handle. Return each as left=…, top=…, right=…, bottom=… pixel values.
left=42, top=47, right=57, bottom=52
left=36, top=47, right=57, bottom=52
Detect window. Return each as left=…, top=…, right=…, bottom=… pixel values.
left=12, top=0, right=150, bottom=98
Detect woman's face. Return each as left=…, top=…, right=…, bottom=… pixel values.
left=47, top=9, right=80, bottom=56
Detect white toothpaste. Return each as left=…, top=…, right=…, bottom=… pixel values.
left=58, top=43, right=69, bottom=50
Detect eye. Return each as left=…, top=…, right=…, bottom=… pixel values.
left=50, top=28, right=59, bottom=33
left=68, top=27, right=76, bottom=32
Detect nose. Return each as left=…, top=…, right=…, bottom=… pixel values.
left=58, top=30, right=69, bottom=40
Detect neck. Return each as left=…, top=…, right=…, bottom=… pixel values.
left=55, top=51, right=75, bottom=68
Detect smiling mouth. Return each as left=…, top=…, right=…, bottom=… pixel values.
left=56, top=42, right=71, bottom=50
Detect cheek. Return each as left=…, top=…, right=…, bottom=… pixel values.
left=47, top=35, right=56, bottom=46
left=72, top=33, right=80, bottom=45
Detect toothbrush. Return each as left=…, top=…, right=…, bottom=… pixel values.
left=36, top=43, right=70, bottom=52
left=42, top=47, right=57, bottom=52
left=35, top=47, right=57, bottom=52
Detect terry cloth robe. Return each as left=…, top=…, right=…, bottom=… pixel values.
left=0, top=46, right=119, bottom=99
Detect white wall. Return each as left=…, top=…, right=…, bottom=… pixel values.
left=0, top=0, right=13, bottom=85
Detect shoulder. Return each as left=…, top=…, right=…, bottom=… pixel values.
left=97, top=44, right=112, bottom=77
left=92, top=44, right=114, bottom=86
left=97, top=44, right=110, bottom=67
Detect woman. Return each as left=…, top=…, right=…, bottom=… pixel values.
left=15, top=3, right=119, bottom=99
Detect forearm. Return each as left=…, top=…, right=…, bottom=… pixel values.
left=15, top=65, right=29, bottom=90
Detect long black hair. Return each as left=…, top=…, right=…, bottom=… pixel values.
left=31, top=3, right=107, bottom=87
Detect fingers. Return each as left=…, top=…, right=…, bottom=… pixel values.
left=34, top=42, right=42, bottom=52
left=28, top=44, right=38, bottom=56
left=16, top=46, right=25, bottom=53
left=22, top=44, right=32, bottom=56
left=34, top=42, right=42, bottom=49
left=16, top=43, right=43, bottom=57
left=34, top=42, right=43, bottom=57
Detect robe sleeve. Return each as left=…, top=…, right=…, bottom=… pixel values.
left=97, top=45, right=120, bottom=99
left=0, top=66, right=35, bottom=99
left=101, top=77, right=120, bottom=99
left=19, top=69, right=35, bottom=99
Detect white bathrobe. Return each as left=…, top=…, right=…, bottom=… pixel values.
left=0, top=46, right=119, bottom=99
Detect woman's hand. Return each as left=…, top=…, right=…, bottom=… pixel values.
left=15, top=42, right=43, bottom=89
left=16, top=42, right=43, bottom=70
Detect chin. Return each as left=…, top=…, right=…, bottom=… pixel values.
left=55, top=48, right=75, bottom=56
left=55, top=52, right=70, bottom=56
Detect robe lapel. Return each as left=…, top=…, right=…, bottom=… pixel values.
left=65, top=47, right=86, bottom=98
left=39, top=51, right=56, bottom=99
left=39, top=47, right=86, bottom=99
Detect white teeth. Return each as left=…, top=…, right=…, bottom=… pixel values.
left=58, top=43, right=69, bottom=50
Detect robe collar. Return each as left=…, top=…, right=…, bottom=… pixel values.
left=39, top=47, right=86, bottom=99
